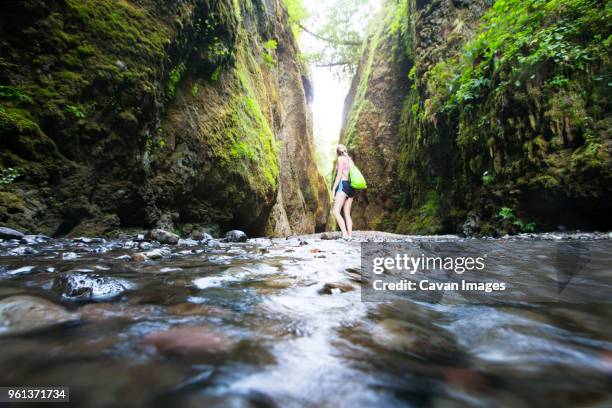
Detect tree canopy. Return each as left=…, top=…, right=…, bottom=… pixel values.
left=284, top=0, right=377, bottom=78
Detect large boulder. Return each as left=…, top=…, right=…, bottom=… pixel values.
left=146, top=229, right=180, bottom=245
left=53, top=272, right=130, bottom=300
left=0, top=226, right=25, bottom=240
left=225, top=230, right=247, bottom=243
left=0, top=295, right=78, bottom=335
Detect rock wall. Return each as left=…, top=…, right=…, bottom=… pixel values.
left=341, top=0, right=611, bottom=235
left=0, top=0, right=328, bottom=237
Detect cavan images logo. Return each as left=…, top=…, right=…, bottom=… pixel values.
left=361, top=240, right=609, bottom=304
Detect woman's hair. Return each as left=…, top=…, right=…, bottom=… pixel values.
left=336, top=144, right=348, bottom=156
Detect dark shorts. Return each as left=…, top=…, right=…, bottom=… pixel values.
left=336, top=180, right=356, bottom=198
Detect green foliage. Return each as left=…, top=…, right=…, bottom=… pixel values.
left=146, top=128, right=166, bottom=155
left=167, top=63, right=186, bottom=100
left=408, top=66, right=415, bottom=80
left=282, top=0, right=308, bottom=39
left=405, top=0, right=612, bottom=233
left=0, top=167, right=22, bottom=185
left=0, top=86, right=33, bottom=104
left=499, top=207, right=514, bottom=220
left=429, top=0, right=610, bottom=116
left=499, top=207, right=536, bottom=232
left=211, top=67, right=222, bottom=81
left=263, top=39, right=278, bottom=51
left=64, top=104, right=86, bottom=118
left=209, top=51, right=279, bottom=192
left=482, top=172, right=494, bottom=185
left=262, top=39, right=278, bottom=67
left=232, top=0, right=241, bottom=22
left=191, top=83, right=199, bottom=97
left=297, top=0, right=375, bottom=78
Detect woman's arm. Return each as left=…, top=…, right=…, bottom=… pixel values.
left=331, top=157, right=344, bottom=195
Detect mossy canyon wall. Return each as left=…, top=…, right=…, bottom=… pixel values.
left=0, top=0, right=329, bottom=237
left=342, top=0, right=611, bottom=235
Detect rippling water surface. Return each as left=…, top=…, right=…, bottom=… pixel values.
left=0, top=233, right=611, bottom=407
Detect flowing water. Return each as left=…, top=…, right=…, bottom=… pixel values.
left=0, top=233, right=611, bottom=407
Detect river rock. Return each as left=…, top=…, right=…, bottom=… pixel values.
left=0, top=227, right=25, bottom=240
left=73, top=237, right=106, bottom=244
left=131, top=252, right=147, bottom=262
left=62, top=252, right=78, bottom=260
left=177, top=238, right=199, bottom=246
left=462, top=212, right=480, bottom=237
left=53, top=272, right=129, bottom=300
left=319, top=281, right=356, bottom=295
left=20, top=234, right=48, bottom=245
left=141, top=325, right=233, bottom=355
left=168, top=303, right=232, bottom=317
left=225, top=230, right=247, bottom=242
left=372, top=318, right=460, bottom=362
left=206, top=239, right=222, bottom=248
left=80, top=303, right=159, bottom=322
left=320, top=232, right=339, bottom=240
left=138, top=241, right=153, bottom=250
left=344, top=267, right=364, bottom=283
left=146, top=229, right=180, bottom=245
left=144, top=248, right=171, bottom=259
left=0, top=295, right=78, bottom=335
left=8, top=246, right=38, bottom=256
left=192, top=231, right=213, bottom=241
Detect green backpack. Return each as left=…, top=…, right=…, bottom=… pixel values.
left=349, top=159, right=367, bottom=189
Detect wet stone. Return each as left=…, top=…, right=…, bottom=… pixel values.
left=73, top=237, right=106, bottom=244
left=178, top=238, right=199, bottom=246
left=20, top=235, right=49, bottom=245
left=207, top=240, right=222, bottom=248
left=62, top=252, right=78, bottom=260
left=191, top=231, right=213, bottom=241
left=146, top=229, right=180, bottom=245
left=144, top=248, right=171, bottom=259
left=79, top=303, right=159, bottom=322
left=141, top=325, right=234, bottom=355
left=8, top=246, right=38, bottom=256
left=167, top=303, right=232, bottom=317
left=0, top=295, right=78, bottom=335
left=52, top=272, right=129, bottom=300
left=138, top=241, right=153, bottom=250
left=344, top=267, right=363, bottom=283
left=226, top=230, right=247, bottom=243
left=131, top=253, right=147, bottom=262
left=0, top=227, right=25, bottom=240
left=319, top=282, right=356, bottom=295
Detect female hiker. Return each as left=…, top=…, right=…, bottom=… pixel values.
left=332, top=144, right=356, bottom=240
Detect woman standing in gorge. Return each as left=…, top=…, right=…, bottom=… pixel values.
left=331, top=144, right=356, bottom=240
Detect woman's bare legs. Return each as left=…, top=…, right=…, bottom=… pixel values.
left=342, top=197, right=353, bottom=238
left=333, top=191, right=349, bottom=238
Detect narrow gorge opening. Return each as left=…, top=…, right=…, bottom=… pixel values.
left=295, top=0, right=383, bottom=187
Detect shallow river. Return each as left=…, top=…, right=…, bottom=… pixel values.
left=0, top=232, right=611, bottom=407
